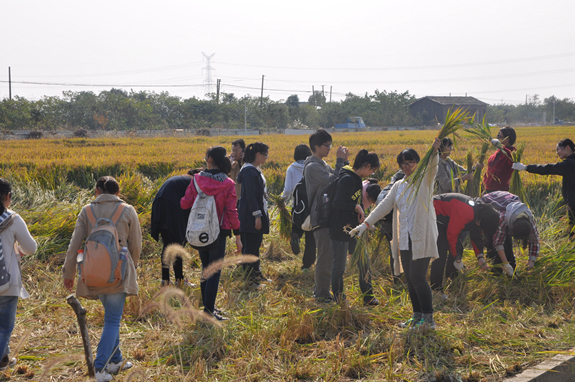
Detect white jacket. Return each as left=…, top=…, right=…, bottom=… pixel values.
left=0, top=211, right=37, bottom=298
left=281, top=160, right=305, bottom=203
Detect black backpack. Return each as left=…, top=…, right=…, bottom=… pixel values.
left=292, top=166, right=311, bottom=231
left=316, top=175, right=341, bottom=229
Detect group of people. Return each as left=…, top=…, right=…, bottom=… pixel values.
left=0, top=127, right=573, bottom=381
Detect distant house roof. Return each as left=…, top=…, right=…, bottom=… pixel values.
left=410, top=96, right=488, bottom=106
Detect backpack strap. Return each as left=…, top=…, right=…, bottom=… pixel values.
left=193, top=177, right=206, bottom=197
left=86, top=202, right=127, bottom=228
left=109, top=203, right=127, bottom=226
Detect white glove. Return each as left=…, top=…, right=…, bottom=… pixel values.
left=512, top=162, right=527, bottom=171
left=349, top=223, right=368, bottom=238
left=453, top=259, right=465, bottom=272
left=502, top=263, right=514, bottom=276
left=490, top=138, right=500, bottom=147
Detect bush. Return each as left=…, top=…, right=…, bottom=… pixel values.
left=27, top=130, right=43, bottom=139
left=72, top=129, right=88, bottom=138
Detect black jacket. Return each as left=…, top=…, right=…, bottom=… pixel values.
left=329, top=167, right=363, bottom=242
left=527, top=153, right=575, bottom=209
left=150, top=175, right=192, bottom=244
left=237, top=164, right=270, bottom=234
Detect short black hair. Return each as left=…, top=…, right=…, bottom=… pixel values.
left=439, top=137, right=453, bottom=154
left=396, top=148, right=420, bottom=166
left=232, top=138, right=246, bottom=151
left=366, top=183, right=381, bottom=203
left=558, top=138, right=575, bottom=152
left=499, top=126, right=516, bottom=145
left=294, top=144, right=312, bottom=161
left=512, top=217, right=531, bottom=249
left=309, top=129, right=332, bottom=153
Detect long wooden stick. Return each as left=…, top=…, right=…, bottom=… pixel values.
left=66, top=294, right=95, bottom=378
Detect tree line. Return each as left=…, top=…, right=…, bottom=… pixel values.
left=1, top=88, right=573, bottom=131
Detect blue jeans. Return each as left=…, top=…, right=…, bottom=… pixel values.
left=94, top=293, right=126, bottom=372
left=0, top=296, right=18, bottom=360
left=198, top=234, right=227, bottom=313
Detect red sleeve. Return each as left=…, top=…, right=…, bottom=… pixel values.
left=225, top=183, right=241, bottom=231
left=180, top=177, right=197, bottom=210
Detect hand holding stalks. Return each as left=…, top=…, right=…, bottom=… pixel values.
left=477, top=257, right=489, bottom=271
left=501, top=263, right=514, bottom=276
left=512, top=162, right=527, bottom=171
left=348, top=222, right=368, bottom=238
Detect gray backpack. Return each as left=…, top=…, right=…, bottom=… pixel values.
left=0, top=211, right=15, bottom=293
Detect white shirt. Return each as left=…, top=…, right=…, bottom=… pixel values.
left=396, top=180, right=417, bottom=251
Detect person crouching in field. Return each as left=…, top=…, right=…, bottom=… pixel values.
left=483, top=126, right=517, bottom=194
left=282, top=144, right=316, bottom=269
left=151, top=169, right=200, bottom=287
left=180, top=147, right=242, bottom=321
left=237, top=142, right=271, bottom=285
left=481, top=191, right=540, bottom=272
left=0, top=179, right=37, bottom=372
left=513, top=138, right=575, bottom=238
left=431, top=193, right=501, bottom=292
left=329, top=150, right=380, bottom=304
left=350, top=138, right=441, bottom=330
left=63, top=176, right=142, bottom=382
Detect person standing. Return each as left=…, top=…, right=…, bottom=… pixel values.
left=483, top=126, right=517, bottom=193
left=513, top=138, right=575, bottom=237
left=180, top=147, right=242, bottom=320
left=229, top=139, right=245, bottom=202
left=151, top=169, right=198, bottom=287
left=304, top=129, right=348, bottom=301
left=329, top=150, right=380, bottom=304
left=350, top=138, right=441, bottom=330
left=0, top=179, right=37, bottom=371
left=435, top=137, right=475, bottom=194
left=237, top=142, right=271, bottom=284
left=281, top=144, right=316, bottom=270
left=63, top=176, right=142, bottom=382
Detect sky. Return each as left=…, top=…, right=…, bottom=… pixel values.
left=1, top=0, right=574, bottom=105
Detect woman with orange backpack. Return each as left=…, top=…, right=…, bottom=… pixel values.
left=63, top=176, right=142, bottom=382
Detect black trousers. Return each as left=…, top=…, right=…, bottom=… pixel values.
left=430, top=218, right=465, bottom=291
left=400, top=238, right=433, bottom=314
left=241, top=232, right=264, bottom=279
left=292, top=224, right=317, bottom=269
left=160, top=228, right=184, bottom=282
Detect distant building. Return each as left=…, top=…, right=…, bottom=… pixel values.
left=409, top=96, right=488, bottom=124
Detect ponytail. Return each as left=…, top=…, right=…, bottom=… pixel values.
left=243, top=142, right=269, bottom=164
left=96, top=176, right=120, bottom=195
left=0, top=178, right=11, bottom=215
left=206, top=146, right=232, bottom=175
left=353, top=149, right=380, bottom=170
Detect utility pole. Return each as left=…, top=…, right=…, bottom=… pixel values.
left=8, top=67, right=11, bottom=100
left=553, top=99, right=556, bottom=123
left=260, top=75, right=265, bottom=107
left=322, top=85, right=325, bottom=98
left=244, top=102, right=247, bottom=132
left=216, top=79, right=221, bottom=104
left=330, top=86, right=332, bottom=103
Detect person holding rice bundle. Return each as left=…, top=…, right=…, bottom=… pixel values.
left=329, top=150, right=380, bottom=305
left=180, top=146, right=242, bottom=321
left=435, top=137, right=476, bottom=194
left=350, top=138, right=441, bottom=330
left=483, top=126, right=517, bottom=194
left=512, top=138, right=575, bottom=238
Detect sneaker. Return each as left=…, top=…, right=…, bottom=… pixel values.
left=160, top=280, right=170, bottom=287
left=290, top=232, right=300, bottom=255
left=214, top=307, right=227, bottom=316
left=0, top=356, right=17, bottom=371
left=175, top=279, right=197, bottom=288
left=363, top=297, right=380, bottom=306
left=95, top=370, right=113, bottom=382
left=107, top=360, right=133, bottom=374
left=212, top=312, right=229, bottom=321
left=411, top=316, right=436, bottom=331
left=398, top=313, right=422, bottom=329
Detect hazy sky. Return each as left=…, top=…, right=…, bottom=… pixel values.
left=1, top=0, right=573, bottom=105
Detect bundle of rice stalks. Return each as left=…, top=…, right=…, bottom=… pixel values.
left=407, top=108, right=470, bottom=201
left=269, top=193, right=292, bottom=239
left=509, top=144, right=527, bottom=203
left=464, top=116, right=512, bottom=161
left=462, top=151, right=475, bottom=196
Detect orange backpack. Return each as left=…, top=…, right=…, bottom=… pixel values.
left=78, top=203, right=128, bottom=287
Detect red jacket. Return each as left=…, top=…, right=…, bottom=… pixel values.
left=433, top=194, right=483, bottom=258
left=483, top=146, right=516, bottom=191
left=180, top=171, right=240, bottom=233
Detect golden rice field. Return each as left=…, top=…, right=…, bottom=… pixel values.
left=1, top=125, right=574, bottom=382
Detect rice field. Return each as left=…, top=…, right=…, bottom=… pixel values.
left=1, top=125, right=575, bottom=381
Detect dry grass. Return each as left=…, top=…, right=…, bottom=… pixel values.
left=2, top=127, right=575, bottom=381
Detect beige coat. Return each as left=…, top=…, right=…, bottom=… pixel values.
left=62, top=194, right=142, bottom=299
left=365, top=153, right=439, bottom=276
